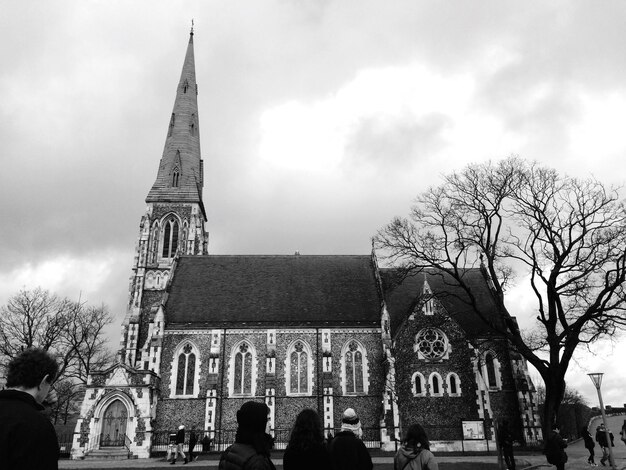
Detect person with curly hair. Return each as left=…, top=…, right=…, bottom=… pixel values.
left=283, top=409, right=331, bottom=470
left=0, top=348, right=60, bottom=470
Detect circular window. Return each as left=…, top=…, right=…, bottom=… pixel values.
left=416, top=328, right=448, bottom=359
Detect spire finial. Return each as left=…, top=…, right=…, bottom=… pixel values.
left=190, top=19, right=194, bottom=35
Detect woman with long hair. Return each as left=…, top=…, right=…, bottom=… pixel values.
left=394, top=423, right=438, bottom=470
left=283, top=409, right=331, bottom=470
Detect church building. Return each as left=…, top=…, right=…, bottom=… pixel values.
left=71, top=29, right=541, bottom=459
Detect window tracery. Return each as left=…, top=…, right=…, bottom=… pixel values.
left=415, top=328, right=449, bottom=360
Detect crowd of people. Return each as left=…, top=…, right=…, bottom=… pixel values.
left=218, top=401, right=438, bottom=470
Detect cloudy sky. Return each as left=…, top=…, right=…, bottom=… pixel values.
left=1, top=1, right=625, bottom=406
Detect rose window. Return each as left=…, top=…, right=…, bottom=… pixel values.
left=416, top=328, right=448, bottom=359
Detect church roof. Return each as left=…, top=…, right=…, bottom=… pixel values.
left=165, top=255, right=382, bottom=328
left=382, top=268, right=506, bottom=338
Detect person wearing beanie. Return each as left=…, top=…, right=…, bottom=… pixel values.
left=171, top=424, right=187, bottom=464
left=219, top=401, right=276, bottom=470
left=328, top=408, right=373, bottom=470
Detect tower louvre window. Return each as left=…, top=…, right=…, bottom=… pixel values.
left=190, top=114, right=197, bottom=136
left=162, top=218, right=179, bottom=258
left=183, top=79, right=189, bottom=94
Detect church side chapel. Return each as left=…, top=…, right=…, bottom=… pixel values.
left=71, top=29, right=541, bottom=459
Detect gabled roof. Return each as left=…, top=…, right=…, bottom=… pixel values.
left=381, top=267, right=506, bottom=337
left=165, top=255, right=382, bottom=328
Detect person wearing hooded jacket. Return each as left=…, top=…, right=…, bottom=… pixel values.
left=394, top=423, right=438, bottom=470
left=328, top=408, right=373, bottom=470
left=219, top=401, right=276, bottom=470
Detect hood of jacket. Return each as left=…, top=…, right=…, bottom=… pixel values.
left=396, top=445, right=424, bottom=468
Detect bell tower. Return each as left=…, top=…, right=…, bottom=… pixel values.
left=119, top=27, right=209, bottom=367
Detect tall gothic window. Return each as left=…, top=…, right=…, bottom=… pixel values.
left=172, top=167, right=180, bottom=187
left=162, top=218, right=179, bottom=258
left=175, top=343, right=196, bottom=395
left=288, top=341, right=309, bottom=394
left=344, top=340, right=365, bottom=394
left=485, top=353, right=498, bottom=388
left=234, top=342, right=253, bottom=395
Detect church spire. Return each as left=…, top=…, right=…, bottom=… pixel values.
left=146, top=29, right=205, bottom=219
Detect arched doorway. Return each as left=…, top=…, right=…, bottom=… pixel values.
left=100, top=399, right=128, bottom=447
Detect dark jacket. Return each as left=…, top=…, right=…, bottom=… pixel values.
left=328, top=431, right=373, bottom=470
left=219, top=442, right=276, bottom=470
left=545, top=430, right=567, bottom=465
left=189, top=431, right=197, bottom=449
left=0, top=389, right=60, bottom=470
left=283, top=442, right=331, bottom=470
left=582, top=429, right=595, bottom=450
left=394, top=445, right=438, bottom=470
left=596, top=428, right=612, bottom=448
left=176, top=428, right=185, bottom=445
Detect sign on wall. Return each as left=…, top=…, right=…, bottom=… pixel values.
left=462, top=420, right=485, bottom=440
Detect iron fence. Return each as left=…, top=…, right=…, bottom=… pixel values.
left=57, top=425, right=544, bottom=458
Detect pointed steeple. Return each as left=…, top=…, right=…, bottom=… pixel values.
left=146, top=30, right=205, bottom=219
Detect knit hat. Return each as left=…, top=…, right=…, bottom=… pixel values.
left=178, top=425, right=185, bottom=430
left=341, top=408, right=362, bottom=437
left=237, top=401, right=270, bottom=434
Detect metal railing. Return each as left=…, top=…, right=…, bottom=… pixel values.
left=124, top=434, right=132, bottom=459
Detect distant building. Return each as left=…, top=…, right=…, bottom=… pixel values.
left=71, top=29, right=541, bottom=459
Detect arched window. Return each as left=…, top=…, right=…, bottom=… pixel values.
left=342, top=340, right=368, bottom=395
left=485, top=353, right=498, bottom=388
left=429, top=372, right=443, bottom=397
left=171, top=342, right=199, bottom=397
left=162, top=218, right=179, bottom=258
left=447, top=373, right=462, bottom=396
left=176, top=344, right=196, bottom=395
left=183, top=79, right=189, bottom=94
left=411, top=372, right=426, bottom=397
left=286, top=340, right=311, bottom=395
left=415, top=328, right=449, bottom=360
left=172, top=168, right=180, bottom=187
left=233, top=342, right=254, bottom=396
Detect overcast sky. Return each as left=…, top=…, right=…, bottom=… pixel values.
left=1, top=1, right=625, bottom=407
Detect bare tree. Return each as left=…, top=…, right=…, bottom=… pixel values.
left=0, top=288, right=115, bottom=386
left=375, top=157, right=626, bottom=435
left=64, top=304, right=115, bottom=384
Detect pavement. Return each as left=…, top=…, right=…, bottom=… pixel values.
left=59, top=416, right=626, bottom=470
